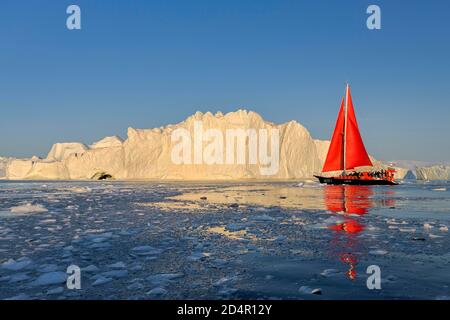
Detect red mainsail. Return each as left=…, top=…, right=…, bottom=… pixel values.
left=322, top=85, right=372, bottom=172
left=322, top=98, right=345, bottom=172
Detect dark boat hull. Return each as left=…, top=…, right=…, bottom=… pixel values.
left=314, top=175, right=398, bottom=185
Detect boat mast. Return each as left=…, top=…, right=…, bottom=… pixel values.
left=343, top=83, right=349, bottom=175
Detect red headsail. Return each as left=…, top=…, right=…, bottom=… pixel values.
left=322, top=85, right=372, bottom=172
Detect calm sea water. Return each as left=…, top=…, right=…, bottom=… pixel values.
left=0, top=180, right=449, bottom=299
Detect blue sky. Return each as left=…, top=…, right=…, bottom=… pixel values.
left=1, top=0, right=449, bottom=161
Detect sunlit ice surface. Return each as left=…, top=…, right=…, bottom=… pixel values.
left=0, top=180, right=449, bottom=300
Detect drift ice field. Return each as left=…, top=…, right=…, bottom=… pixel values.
left=0, top=180, right=449, bottom=300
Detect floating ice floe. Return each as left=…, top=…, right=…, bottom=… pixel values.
left=130, top=245, right=162, bottom=256
left=101, top=270, right=128, bottom=279
left=82, top=265, right=100, bottom=273
left=127, top=281, right=144, bottom=290
left=225, top=223, right=248, bottom=231
left=92, top=276, right=112, bottom=286
left=423, top=223, right=434, bottom=230
left=217, top=287, right=238, bottom=296
left=39, top=219, right=57, bottom=225
left=369, top=249, right=388, bottom=255
left=187, top=252, right=210, bottom=262
left=429, top=234, right=444, bottom=239
left=46, top=287, right=64, bottom=295
left=89, top=242, right=112, bottom=250
left=4, top=293, right=31, bottom=300
left=249, top=214, right=275, bottom=222
left=146, top=273, right=184, bottom=286
left=381, top=275, right=397, bottom=284
left=299, top=286, right=322, bottom=295
left=320, top=269, right=340, bottom=277
left=83, top=233, right=114, bottom=249
left=10, top=203, right=48, bottom=214
left=107, top=262, right=126, bottom=269
left=31, top=271, right=67, bottom=286
left=311, top=216, right=346, bottom=230
left=37, top=264, right=60, bottom=273
left=118, top=229, right=137, bottom=236
left=129, top=264, right=144, bottom=271
left=146, top=287, right=167, bottom=296
left=64, top=186, right=92, bottom=193
left=213, top=276, right=237, bottom=286
left=9, top=273, right=31, bottom=283
left=1, top=257, right=33, bottom=271
left=299, top=180, right=322, bottom=189
left=386, top=219, right=408, bottom=225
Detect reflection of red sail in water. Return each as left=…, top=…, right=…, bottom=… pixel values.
left=340, top=253, right=358, bottom=280
left=324, top=185, right=373, bottom=215
left=324, top=185, right=397, bottom=280
left=324, top=185, right=373, bottom=280
left=328, top=220, right=364, bottom=234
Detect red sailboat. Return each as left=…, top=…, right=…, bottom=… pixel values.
left=314, top=84, right=397, bottom=185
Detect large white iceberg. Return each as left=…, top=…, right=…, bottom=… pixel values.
left=415, top=165, right=450, bottom=180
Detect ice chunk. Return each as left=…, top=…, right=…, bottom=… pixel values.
left=82, top=265, right=100, bottom=273
left=213, top=276, right=236, bottom=286
left=4, top=293, right=31, bottom=300
left=10, top=203, right=48, bottom=214
left=31, top=271, right=67, bottom=286
left=101, top=270, right=128, bottom=279
left=187, top=252, right=210, bottom=262
left=225, top=223, right=247, bottom=231
left=107, top=262, right=126, bottom=269
left=9, top=273, right=31, bottom=283
left=423, top=223, right=434, bottom=230
left=249, top=214, right=275, bottom=222
left=37, top=264, right=60, bottom=273
left=146, top=273, right=184, bottom=286
left=369, top=249, right=388, bottom=255
left=146, top=287, right=167, bottom=296
left=320, top=269, right=340, bottom=277
left=1, top=257, right=33, bottom=271
left=299, top=286, right=322, bottom=295
left=131, top=245, right=162, bottom=256
left=127, top=281, right=144, bottom=290
left=46, top=287, right=64, bottom=295
left=92, top=276, right=112, bottom=286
